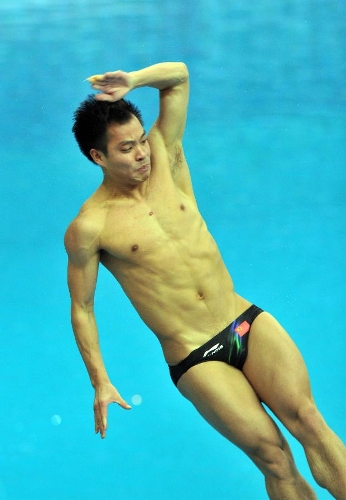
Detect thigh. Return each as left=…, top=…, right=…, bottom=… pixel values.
left=243, top=312, right=313, bottom=429
left=177, top=360, right=285, bottom=455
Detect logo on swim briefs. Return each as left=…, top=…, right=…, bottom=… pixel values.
left=203, top=343, right=224, bottom=358
left=234, top=321, right=250, bottom=337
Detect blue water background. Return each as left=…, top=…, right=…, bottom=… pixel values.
left=1, top=1, right=345, bottom=499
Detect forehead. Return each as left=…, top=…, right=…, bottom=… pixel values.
left=106, top=116, right=144, bottom=143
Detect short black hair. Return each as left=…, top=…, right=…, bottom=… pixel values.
left=72, top=95, right=144, bottom=163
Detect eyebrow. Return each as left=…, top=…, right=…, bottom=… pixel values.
left=119, top=131, right=147, bottom=147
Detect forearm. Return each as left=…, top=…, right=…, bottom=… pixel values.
left=71, top=304, right=110, bottom=388
left=129, top=62, right=188, bottom=91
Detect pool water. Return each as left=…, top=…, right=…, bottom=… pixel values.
left=1, top=1, right=345, bottom=499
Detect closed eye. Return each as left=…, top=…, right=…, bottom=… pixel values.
left=119, top=132, right=147, bottom=152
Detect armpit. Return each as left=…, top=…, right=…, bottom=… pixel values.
left=170, top=144, right=185, bottom=177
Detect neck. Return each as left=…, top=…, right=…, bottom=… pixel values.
left=101, top=176, right=148, bottom=200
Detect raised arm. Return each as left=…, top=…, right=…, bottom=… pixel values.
left=87, top=62, right=189, bottom=146
left=129, top=62, right=189, bottom=147
left=64, top=217, right=131, bottom=438
left=87, top=62, right=192, bottom=193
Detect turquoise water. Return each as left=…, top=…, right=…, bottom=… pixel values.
left=1, top=1, right=345, bottom=499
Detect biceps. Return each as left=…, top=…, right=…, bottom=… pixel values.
left=156, top=80, right=189, bottom=147
left=67, top=258, right=99, bottom=308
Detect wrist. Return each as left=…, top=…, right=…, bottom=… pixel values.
left=90, top=369, right=111, bottom=389
left=129, top=62, right=188, bottom=92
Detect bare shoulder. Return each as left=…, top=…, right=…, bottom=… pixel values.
left=64, top=204, right=104, bottom=265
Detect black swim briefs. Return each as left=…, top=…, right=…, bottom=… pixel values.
left=169, top=305, right=264, bottom=386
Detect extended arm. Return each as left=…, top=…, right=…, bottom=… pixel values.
left=65, top=218, right=131, bottom=438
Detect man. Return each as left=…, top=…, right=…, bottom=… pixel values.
left=65, top=62, right=346, bottom=500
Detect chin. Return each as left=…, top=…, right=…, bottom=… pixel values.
left=142, top=167, right=151, bottom=180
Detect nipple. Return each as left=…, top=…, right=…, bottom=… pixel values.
left=180, top=204, right=185, bottom=211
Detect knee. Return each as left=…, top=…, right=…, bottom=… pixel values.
left=292, top=399, right=326, bottom=444
left=248, top=437, right=295, bottom=480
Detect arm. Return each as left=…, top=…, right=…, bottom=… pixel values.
left=64, top=217, right=131, bottom=439
left=87, top=62, right=193, bottom=194
left=129, top=62, right=189, bottom=148
left=88, top=62, right=188, bottom=144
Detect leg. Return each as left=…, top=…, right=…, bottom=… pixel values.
left=177, top=361, right=316, bottom=500
left=244, top=312, right=346, bottom=500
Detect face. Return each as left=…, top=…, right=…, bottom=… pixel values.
left=91, top=116, right=151, bottom=186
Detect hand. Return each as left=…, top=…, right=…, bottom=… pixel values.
left=93, top=382, right=131, bottom=439
left=87, top=71, right=134, bottom=102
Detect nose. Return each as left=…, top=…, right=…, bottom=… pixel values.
left=136, top=144, right=146, bottom=161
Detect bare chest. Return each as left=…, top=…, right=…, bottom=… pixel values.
left=99, top=191, right=203, bottom=263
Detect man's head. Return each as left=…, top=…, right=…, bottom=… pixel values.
left=72, top=95, right=144, bottom=164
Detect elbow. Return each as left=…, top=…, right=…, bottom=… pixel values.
left=71, top=301, right=95, bottom=327
left=179, top=62, right=189, bottom=82
left=170, top=62, right=188, bottom=83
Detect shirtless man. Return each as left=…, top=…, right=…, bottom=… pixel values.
left=65, top=62, right=346, bottom=500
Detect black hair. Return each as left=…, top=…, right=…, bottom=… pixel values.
left=72, top=95, right=144, bottom=163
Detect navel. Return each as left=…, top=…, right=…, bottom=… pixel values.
left=197, top=291, right=204, bottom=300
left=149, top=211, right=154, bottom=216
left=180, top=204, right=185, bottom=211
left=131, top=244, right=139, bottom=252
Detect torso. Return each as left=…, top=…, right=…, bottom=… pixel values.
left=76, top=140, right=250, bottom=363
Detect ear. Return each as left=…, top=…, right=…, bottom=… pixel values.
left=90, top=148, right=105, bottom=166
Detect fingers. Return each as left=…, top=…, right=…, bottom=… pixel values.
left=86, top=71, right=123, bottom=86
left=116, top=397, right=132, bottom=411
left=94, top=402, right=108, bottom=439
left=86, top=75, right=115, bottom=95
left=93, top=91, right=128, bottom=103
left=94, top=394, right=132, bottom=439
left=86, top=70, right=131, bottom=103
left=94, top=93, right=118, bottom=102
left=86, top=74, right=104, bottom=84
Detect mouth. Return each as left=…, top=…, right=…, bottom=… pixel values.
left=137, top=164, right=149, bottom=173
